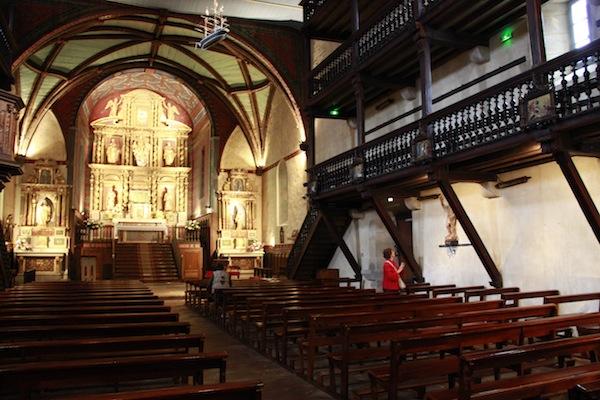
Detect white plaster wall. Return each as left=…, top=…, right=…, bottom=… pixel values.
left=220, top=127, right=255, bottom=170
left=314, top=118, right=355, bottom=164
left=25, top=111, right=66, bottom=161
left=311, top=40, right=341, bottom=69
left=543, top=0, right=572, bottom=60
left=327, top=160, right=600, bottom=313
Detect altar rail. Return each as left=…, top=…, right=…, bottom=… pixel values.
left=309, top=0, right=440, bottom=98
left=311, top=40, right=600, bottom=194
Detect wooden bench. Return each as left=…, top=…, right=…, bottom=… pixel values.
left=571, top=380, right=600, bottom=400
left=0, top=298, right=166, bottom=308
left=0, top=311, right=179, bottom=327
left=378, top=312, right=600, bottom=400
left=427, top=333, right=600, bottom=400
left=0, top=333, right=205, bottom=362
left=330, top=304, right=555, bottom=400
left=501, top=289, right=560, bottom=307
left=545, top=292, right=600, bottom=334
left=0, top=352, right=228, bottom=397
left=0, top=304, right=172, bottom=316
left=405, top=284, right=456, bottom=296
left=464, top=287, right=519, bottom=302
left=432, top=286, right=485, bottom=298
left=60, top=381, right=264, bottom=400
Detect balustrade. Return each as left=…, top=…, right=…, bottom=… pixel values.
left=286, top=207, right=319, bottom=276
left=310, top=41, right=600, bottom=196
left=303, top=0, right=328, bottom=23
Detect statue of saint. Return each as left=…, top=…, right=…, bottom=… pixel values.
left=163, top=142, right=176, bottom=166
left=107, top=185, right=119, bottom=211
left=132, top=140, right=149, bottom=167
left=231, top=205, right=244, bottom=230
left=161, top=187, right=172, bottom=211
left=37, top=198, right=53, bottom=226
left=106, top=137, right=120, bottom=164
left=440, top=195, right=458, bottom=245
left=105, top=97, right=121, bottom=118
left=54, top=168, right=65, bottom=184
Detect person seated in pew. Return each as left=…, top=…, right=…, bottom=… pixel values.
left=208, top=263, right=232, bottom=296
left=382, top=248, right=405, bottom=293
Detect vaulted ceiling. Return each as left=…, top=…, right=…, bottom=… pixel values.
left=12, top=3, right=302, bottom=166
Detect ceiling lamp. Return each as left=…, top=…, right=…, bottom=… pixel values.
left=195, top=0, right=230, bottom=50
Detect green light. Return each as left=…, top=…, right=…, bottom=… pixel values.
left=500, top=28, right=513, bottom=44
left=329, top=107, right=340, bottom=117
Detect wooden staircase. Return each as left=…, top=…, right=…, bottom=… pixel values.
left=287, top=207, right=352, bottom=280
left=114, top=243, right=179, bottom=282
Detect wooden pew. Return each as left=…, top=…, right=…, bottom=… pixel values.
left=0, top=304, right=172, bottom=316
left=432, top=286, right=485, bottom=298
left=299, top=300, right=506, bottom=381
left=0, top=298, right=166, bottom=308
left=60, top=381, right=264, bottom=400
left=0, top=321, right=191, bottom=341
left=0, top=352, right=228, bottom=398
left=464, top=287, right=519, bottom=302
left=545, top=292, right=600, bottom=334
left=0, top=334, right=205, bottom=362
left=501, top=289, right=559, bottom=307
left=0, top=312, right=179, bottom=327
left=571, top=380, right=600, bottom=400
left=406, top=284, right=456, bottom=296
left=331, top=304, right=555, bottom=400
left=427, top=333, right=600, bottom=400
left=277, top=296, right=460, bottom=365
left=378, top=312, right=600, bottom=400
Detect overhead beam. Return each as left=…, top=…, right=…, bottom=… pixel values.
left=359, top=73, right=412, bottom=90
left=426, top=27, right=488, bottom=49
left=372, top=194, right=424, bottom=282
left=448, top=170, right=497, bottom=183
left=321, top=210, right=362, bottom=279
left=437, top=177, right=503, bottom=288
left=554, top=151, right=600, bottom=244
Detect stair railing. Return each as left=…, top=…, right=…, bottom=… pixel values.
left=286, top=207, right=321, bottom=279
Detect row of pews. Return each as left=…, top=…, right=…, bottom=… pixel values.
left=0, top=280, right=262, bottom=399
left=186, top=279, right=600, bottom=400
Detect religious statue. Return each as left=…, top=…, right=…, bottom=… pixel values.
left=106, top=137, right=120, bottom=164
left=163, top=142, right=176, bottom=166
left=439, top=195, right=458, bottom=245
left=232, top=205, right=244, bottom=230
left=4, top=214, right=13, bottom=241
left=132, top=139, right=149, bottom=167
left=105, top=97, right=121, bottom=118
left=107, top=185, right=119, bottom=211
left=163, top=100, right=180, bottom=121
left=37, top=197, right=53, bottom=226
left=160, top=187, right=173, bottom=211
left=54, top=168, right=65, bottom=184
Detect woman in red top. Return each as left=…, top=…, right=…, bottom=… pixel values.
left=382, top=248, right=405, bottom=292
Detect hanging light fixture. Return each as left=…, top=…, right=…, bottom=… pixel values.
left=195, top=0, right=230, bottom=50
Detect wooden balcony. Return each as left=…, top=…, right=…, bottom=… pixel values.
left=306, top=0, right=538, bottom=111
left=309, top=40, right=600, bottom=201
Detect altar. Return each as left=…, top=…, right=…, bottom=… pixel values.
left=113, top=218, right=168, bottom=243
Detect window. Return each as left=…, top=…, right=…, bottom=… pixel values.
left=570, top=0, right=592, bottom=48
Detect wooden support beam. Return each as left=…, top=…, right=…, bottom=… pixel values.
left=372, top=195, right=424, bottom=282
left=416, top=23, right=433, bottom=120
left=321, top=211, right=362, bottom=279
left=359, top=73, right=413, bottom=90
left=426, top=28, right=488, bottom=49
left=354, top=77, right=366, bottom=145
left=554, top=151, right=600, bottom=244
left=526, top=0, right=546, bottom=66
left=437, top=178, right=503, bottom=288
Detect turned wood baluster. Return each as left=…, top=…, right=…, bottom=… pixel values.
left=572, top=61, right=582, bottom=113
left=582, top=56, right=592, bottom=111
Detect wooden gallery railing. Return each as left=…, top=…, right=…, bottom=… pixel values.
left=311, top=40, right=600, bottom=195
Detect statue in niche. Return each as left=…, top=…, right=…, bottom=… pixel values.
left=231, top=205, right=244, bottom=230
left=105, top=97, right=121, bottom=118
left=163, top=100, right=180, bottom=121
left=161, top=187, right=173, bottom=211
left=132, top=139, right=149, bottom=167
left=107, top=185, right=119, bottom=211
left=106, top=138, right=121, bottom=164
left=54, top=169, right=65, bottom=184
left=4, top=214, right=13, bottom=241
left=163, top=142, right=176, bottom=166
left=36, top=197, right=53, bottom=226
left=232, top=178, right=244, bottom=192
left=439, top=195, right=458, bottom=245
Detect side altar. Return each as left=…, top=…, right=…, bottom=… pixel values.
left=88, top=89, right=191, bottom=231
left=217, top=170, right=263, bottom=278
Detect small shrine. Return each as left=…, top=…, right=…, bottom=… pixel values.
left=13, top=160, right=71, bottom=279
left=217, top=169, right=263, bottom=276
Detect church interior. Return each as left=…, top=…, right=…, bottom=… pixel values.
left=0, top=0, right=600, bottom=399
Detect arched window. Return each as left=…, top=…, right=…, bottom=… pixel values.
left=276, top=161, right=288, bottom=226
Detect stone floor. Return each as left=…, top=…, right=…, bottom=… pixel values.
left=162, top=294, right=334, bottom=400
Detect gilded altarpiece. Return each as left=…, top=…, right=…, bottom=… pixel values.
left=88, top=89, right=191, bottom=234
left=217, top=170, right=263, bottom=275
left=14, top=160, right=70, bottom=279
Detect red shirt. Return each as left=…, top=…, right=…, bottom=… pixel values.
left=383, top=259, right=402, bottom=291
